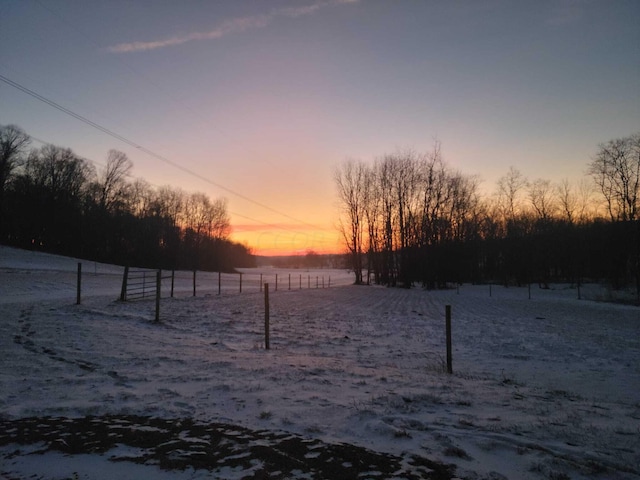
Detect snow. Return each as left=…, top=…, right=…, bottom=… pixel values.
left=1, top=245, right=639, bottom=479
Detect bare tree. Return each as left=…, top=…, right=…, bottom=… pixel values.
left=154, top=185, right=184, bottom=226
left=181, top=192, right=230, bottom=240
left=377, top=156, right=397, bottom=284
left=208, top=197, right=231, bottom=240
left=25, top=144, right=92, bottom=200
left=446, top=172, right=481, bottom=241
left=389, top=149, right=421, bottom=287
left=126, top=179, right=154, bottom=218
left=589, top=133, right=640, bottom=221
left=0, top=125, right=31, bottom=232
left=334, top=159, right=366, bottom=284
left=362, top=163, right=382, bottom=284
left=20, top=144, right=93, bottom=249
left=556, top=178, right=577, bottom=223
left=576, top=178, right=598, bottom=222
left=95, top=149, right=133, bottom=212
left=0, top=124, right=30, bottom=193
left=496, top=166, right=528, bottom=220
left=418, top=143, right=449, bottom=246
left=529, top=178, right=556, bottom=221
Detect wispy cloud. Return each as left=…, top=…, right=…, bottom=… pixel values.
left=107, top=0, right=357, bottom=53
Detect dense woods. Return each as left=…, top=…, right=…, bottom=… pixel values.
left=0, top=125, right=255, bottom=271
left=335, top=135, right=640, bottom=300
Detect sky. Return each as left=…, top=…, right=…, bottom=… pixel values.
left=1, top=0, right=638, bottom=256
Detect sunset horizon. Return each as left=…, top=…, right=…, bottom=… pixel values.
left=2, top=1, right=638, bottom=257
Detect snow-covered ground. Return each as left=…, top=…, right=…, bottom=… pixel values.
left=0, top=245, right=639, bottom=479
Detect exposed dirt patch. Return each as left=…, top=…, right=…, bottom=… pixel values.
left=0, top=415, right=455, bottom=479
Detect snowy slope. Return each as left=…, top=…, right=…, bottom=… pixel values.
left=0, top=245, right=639, bottom=479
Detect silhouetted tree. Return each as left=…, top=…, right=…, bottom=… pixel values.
left=0, top=125, right=30, bottom=238
left=334, top=160, right=366, bottom=284
left=589, top=133, right=640, bottom=222
left=14, top=144, right=93, bottom=253
left=496, top=166, right=528, bottom=221
left=92, top=149, right=133, bottom=213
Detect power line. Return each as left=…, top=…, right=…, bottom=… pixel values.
left=25, top=129, right=335, bottom=246
left=0, top=73, right=327, bottom=235
left=8, top=2, right=333, bottom=250
left=29, top=0, right=302, bottom=212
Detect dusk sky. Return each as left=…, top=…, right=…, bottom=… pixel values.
left=1, top=1, right=638, bottom=255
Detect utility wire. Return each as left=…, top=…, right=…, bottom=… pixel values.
left=0, top=73, right=326, bottom=234
left=11, top=2, right=330, bottom=247
left=26, top=127, right=334, bottom=245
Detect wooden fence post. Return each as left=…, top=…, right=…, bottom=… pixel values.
left=288, top=273, right=291, bottom=291
left=76, top=262, right=82, bottom=305
left=192, top=270, right=196, bottom=297
left=143, top=271, right=147, bottom=298
left=446, top=305, right=452, bottom=374
left=155, top=270, right=161, bottom=323
left=264, top=283, right=270, bottom=350
left=239, top=273, right=243, bottom=293
left=170, top=270, right=175, bottom=298
left=275, top=274, right=278, bottom=292
left=120, top=265, right=129, bottom=301
left=260, top=274, right=263, bottom=292
left=218, top=271, right=221, bottom=295
left=299, top=274, right=302, bottom=289
left=308, top=275, right=310, bottom=289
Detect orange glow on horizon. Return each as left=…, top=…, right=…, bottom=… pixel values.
left=231, top=223, right=343, bottom=257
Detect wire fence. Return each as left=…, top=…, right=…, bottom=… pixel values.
left=120, top=268, right=354, bottom=301
left=115, top=267, right=355, bottom=323
left=96, top=264, right=356, bottom=303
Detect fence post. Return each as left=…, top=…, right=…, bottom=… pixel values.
left=260, top=274, right=263, bottom=292
left=171, top=270, right=175, bottom=298
left=155, top=270, right=161, bottom=323
left=218, top=271, right=221, bottom=295
left=446, top=305, right=452, bottom=374
left=239, top=272, right=243, bottom=293
left=264, top=283, right=270, bottom=350
left=143, top=271, right=147, bottom=298
left=288, top=273, right=291, bottom=291
left=275, top=274, right=278, bottom=292
left=120, top=266, right=129, bottom=301
left=76, top=262, right=82, bottom=305
left=308, top=275, right=310, bottom=289
left=299, top=274, right=302, bottom=289
left=192, top=270, right=196, bottom=297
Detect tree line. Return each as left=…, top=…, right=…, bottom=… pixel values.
left=335, top=134, right=640, bottom=299
left=0, top=125, right=255, bottom=271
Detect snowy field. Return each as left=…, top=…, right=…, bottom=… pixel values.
left=0, top=245, right=639, bottom=479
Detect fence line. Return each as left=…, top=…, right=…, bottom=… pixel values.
left=118, top=268, right=350, bottom=302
